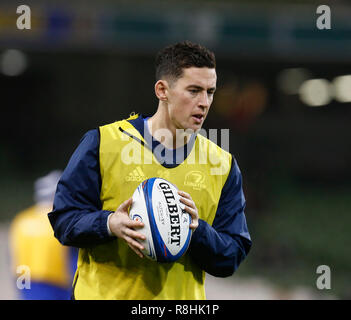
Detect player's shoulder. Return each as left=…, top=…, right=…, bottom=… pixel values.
left=98, top=116, right=136, bottom=133
left=99, top=113, right=139, bottom=130
left=82, top=119, right=128, bottom=142
left=98, top=120, right=119, bottom=130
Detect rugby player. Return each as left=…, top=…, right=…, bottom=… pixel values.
left=49, top=41, right=251, bottom=300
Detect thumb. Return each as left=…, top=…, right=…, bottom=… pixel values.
left=117, top=197, right=133, bottom=214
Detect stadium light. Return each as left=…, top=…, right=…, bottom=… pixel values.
left=332, top=75, right=351, bottom=103
left=298, top=78, right=332, bottom=107
left=277, top=68, right=311, bottom=95
left=0, top=49, right=28, bottom=76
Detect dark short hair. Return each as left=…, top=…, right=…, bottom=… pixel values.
left=155, top=41, right=216, bottom=84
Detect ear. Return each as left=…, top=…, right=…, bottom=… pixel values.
left=155, top=80, right=169, bottom=102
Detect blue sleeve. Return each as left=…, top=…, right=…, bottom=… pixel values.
left=188, top=157, right=252, bottom=277
left=48, top=129, right=115, bottom=248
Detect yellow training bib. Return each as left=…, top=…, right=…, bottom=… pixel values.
left=74, top=116, right=231, bottom=300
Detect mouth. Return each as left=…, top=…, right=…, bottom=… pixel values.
left=191, top=114, right=204, bottom=124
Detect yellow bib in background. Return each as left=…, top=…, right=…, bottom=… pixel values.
left=9, top=204, right=72, bottom=287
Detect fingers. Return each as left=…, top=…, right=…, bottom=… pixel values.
left=121, top=225, right=145, bottom=259
left=126, top=218, right=144, bottom=229
left=178, top=191, right=194, bottom=209
left=180, top=200, right=197, bottom=217
left=178, top=191, right=199, bottom=230
left=178, top=194, right=195, bottom=210
left=178, top=190, right=191, bottom=200
left=117, top=198, right=145, bottom=229
left=109, top=198, right=147, bottom=258
left=123, top=233, right=144, bottom=250
left=123, top=226, right=146, bottom=241
left=188, top=217, right=199, bottom=230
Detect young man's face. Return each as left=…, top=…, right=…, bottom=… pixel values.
left=166, top=67, right=217, bottom=132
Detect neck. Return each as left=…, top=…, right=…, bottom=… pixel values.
left=147, top=103, right=191, bottom=149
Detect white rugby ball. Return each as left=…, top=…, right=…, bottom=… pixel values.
left=129, top=177, right=192, bottom=262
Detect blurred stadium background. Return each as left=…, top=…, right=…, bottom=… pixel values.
left=1, top=0, right=350, bottom=299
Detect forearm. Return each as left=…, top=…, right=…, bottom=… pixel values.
left=49, top=208, right=114, bottom=248
left=188, top=219, right=250, bottom=277
left=188, top=157, right=252, bottom=277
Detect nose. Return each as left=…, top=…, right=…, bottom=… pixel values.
left=199, top=91, right=210, bottom=109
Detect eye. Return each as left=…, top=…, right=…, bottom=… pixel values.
left=189, top=89, right=199, bottom=94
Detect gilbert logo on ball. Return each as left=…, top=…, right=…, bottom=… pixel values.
left=129, top=177, right=192, bottom=262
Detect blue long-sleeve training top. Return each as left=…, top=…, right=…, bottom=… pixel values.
left=49, top=115, right=252, bottom=277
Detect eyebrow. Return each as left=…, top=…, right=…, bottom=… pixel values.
left=187, top=85, right=216, bottom=91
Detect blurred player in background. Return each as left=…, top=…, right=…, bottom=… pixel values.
left=9, top=171, right=78, bottom=300
left=49, top=41, right=251, bottom=299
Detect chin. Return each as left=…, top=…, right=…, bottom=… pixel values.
left=178, top=119, right=204, bottom=133
left=187, top=124, right=203, bottom=133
